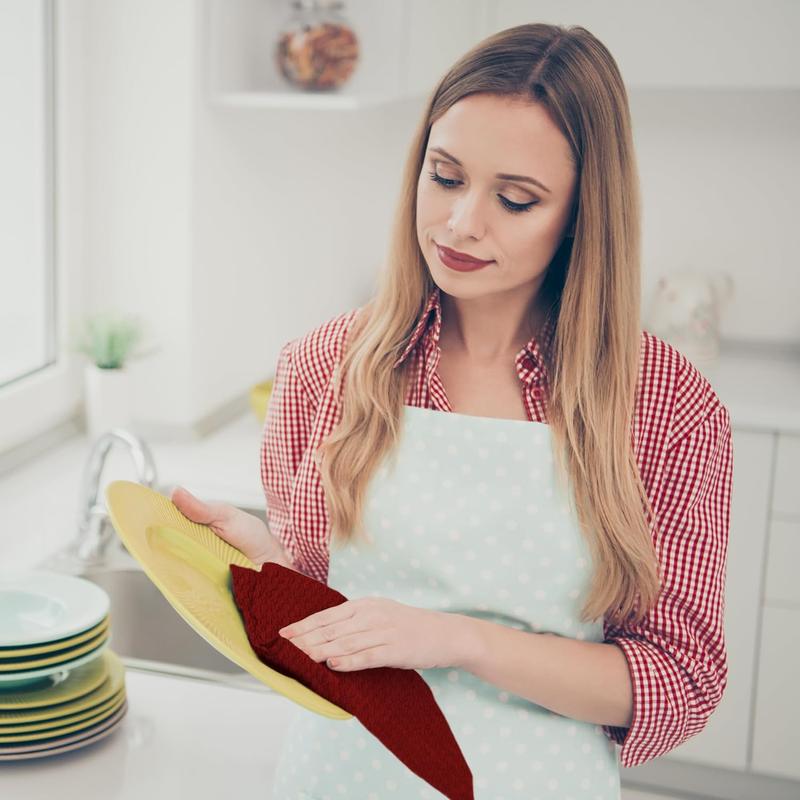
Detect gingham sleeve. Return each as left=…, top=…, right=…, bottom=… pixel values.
left=260, top=340, right=316, bottom=577
left=601, top=401, right=734, bottom=768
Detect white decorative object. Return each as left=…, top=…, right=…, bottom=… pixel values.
left=83, top=362, right=134, bottom=439
left=72, top=312, right=153, bottom=439
left=645, top=270, right=735, bottom=367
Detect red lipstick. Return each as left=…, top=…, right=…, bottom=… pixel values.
left=435, top=243, right=493, bottom=272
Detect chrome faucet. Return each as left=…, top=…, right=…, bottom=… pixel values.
left=70, top=428, right=159, bottom=566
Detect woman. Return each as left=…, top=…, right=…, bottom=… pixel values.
left=173, top=22, right=733, bottom=799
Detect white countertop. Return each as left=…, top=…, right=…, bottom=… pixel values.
left=0, top=664, right=299, bottom=799
left=0, top=663, right=666, bottom=799
left=701, top=343, right=800, bottom=434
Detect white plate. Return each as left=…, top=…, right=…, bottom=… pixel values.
left=0, top=571, right=110, bottom=648
left=0, top=641, right=109, bottom=689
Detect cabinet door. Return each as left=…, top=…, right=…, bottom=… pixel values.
left=661, top=429, right=774, bottom=770
left=764, top=520, right=800, bottom=607
left=752, top=605, right=800, bottom=780
left=772, top=433, right=800, bottom=517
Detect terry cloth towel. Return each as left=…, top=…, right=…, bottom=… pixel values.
left=229, top=561, right=474, bottom=800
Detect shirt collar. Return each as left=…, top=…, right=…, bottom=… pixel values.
left=392, top=285, right=556, bottom=382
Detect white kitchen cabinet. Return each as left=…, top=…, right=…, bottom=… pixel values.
left=750, top=441, right=800, bottom=781
left=751, top=605, right=800, bottom=780
left=764, top=520, right=800, bottom=607
left=659, top=429, right=775, bottom=771
left=772, top=433, right=800, bottom=518
left=490, top=0, right=800, bottom=89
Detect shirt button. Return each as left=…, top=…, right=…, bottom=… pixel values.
left=531, top=387, right=544, bottom=398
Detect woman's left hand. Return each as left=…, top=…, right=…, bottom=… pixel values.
left=278, top=597, right=464, bottom=672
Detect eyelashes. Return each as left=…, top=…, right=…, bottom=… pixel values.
left=426, top=170, right=538, bottom=214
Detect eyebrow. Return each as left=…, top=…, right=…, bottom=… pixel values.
left=428, top=146, right=552, bottom=194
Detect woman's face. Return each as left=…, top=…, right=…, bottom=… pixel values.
left=416, top=94, right=578, bottom=303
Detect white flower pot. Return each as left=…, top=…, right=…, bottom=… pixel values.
left=83, top=362, right=134, bottom=439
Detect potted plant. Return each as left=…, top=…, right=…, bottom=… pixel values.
left=73, top=312, right=149, bottom=438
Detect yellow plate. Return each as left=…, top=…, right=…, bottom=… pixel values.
left=0, top=687, right=125, bottom=734
left=0, top=650, right=125, bottom=721
left=0, top=628, right=109, bottom=672
left=0, top=701, right=127, bottom=758
left=0, top=691, right=126, bottom=743
left=0, top=615, right=110, bottom=659
left=0, top=649, right=118, bottom=710
left=104, top=480, right=351, bottom=720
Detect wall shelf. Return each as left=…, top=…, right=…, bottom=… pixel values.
left=204, top=0, right=418, bottom=110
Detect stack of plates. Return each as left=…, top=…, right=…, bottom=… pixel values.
left=0, top=571, right=127, bottom=760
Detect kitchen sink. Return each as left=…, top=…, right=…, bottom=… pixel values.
left=38, top=426, right=274, bottom=690
left=82, top=565, right=246, bottom=675
left=38, top=549, right=271, bottom=692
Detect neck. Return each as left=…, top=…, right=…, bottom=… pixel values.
left=439, top=286, right=548, bottom=367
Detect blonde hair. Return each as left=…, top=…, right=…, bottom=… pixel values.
left=316, top=23, right=661, bottom=627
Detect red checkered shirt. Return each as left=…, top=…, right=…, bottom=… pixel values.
left=260, top=285, right=733, bottom=769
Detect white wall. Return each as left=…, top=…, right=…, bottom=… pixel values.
left=189, top=98, right=423, bottom=422
left=632, top=87, right=800, bottom=341
left=82, top=0, right=195, bottom=428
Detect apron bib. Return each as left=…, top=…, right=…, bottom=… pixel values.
left=271, top=405, right=621, bottom=799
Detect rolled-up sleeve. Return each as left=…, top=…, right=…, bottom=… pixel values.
left=602, top=402, right=734, bottom=768
left=259, top=340, right=316, bottom=577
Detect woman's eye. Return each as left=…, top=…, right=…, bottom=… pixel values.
left=426, top=170, right=538, bottom=214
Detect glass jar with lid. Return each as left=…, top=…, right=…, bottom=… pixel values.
left=275, top=0, right=360, bottom=91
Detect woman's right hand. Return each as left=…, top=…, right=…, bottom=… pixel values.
left=170, top=485, right=292, bottom=568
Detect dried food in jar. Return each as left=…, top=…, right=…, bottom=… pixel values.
left=276, top=20, right=359, bottom=91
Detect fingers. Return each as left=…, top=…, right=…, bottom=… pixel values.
left=171, top=485, right=216, bottom=525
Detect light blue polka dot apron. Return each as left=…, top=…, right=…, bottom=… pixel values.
left=270, top=405, right=621, bottom=800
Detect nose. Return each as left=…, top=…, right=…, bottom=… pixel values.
left=447, top=190, right=488, bottom=240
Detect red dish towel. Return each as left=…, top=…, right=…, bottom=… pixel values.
left=229, top=562, right=474, bottom=800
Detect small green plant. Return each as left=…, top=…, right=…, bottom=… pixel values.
left=74, top=312, right=145, bottom=369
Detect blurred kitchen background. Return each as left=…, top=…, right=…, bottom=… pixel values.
left=1, top=1, right=798, bottom=798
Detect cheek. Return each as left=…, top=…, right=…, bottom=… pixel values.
left=416, top=180, right=432, bottom=215
left=503, top=219, right=564, bottom=270
left=493, top=218, right=541, bottom=254
left=416, top=187, right=444, bottom=235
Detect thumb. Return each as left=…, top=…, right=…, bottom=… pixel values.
left=171, top=486, right=219, bottom=526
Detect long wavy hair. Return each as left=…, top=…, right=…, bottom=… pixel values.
left=316, top=23, right=661, bottom=628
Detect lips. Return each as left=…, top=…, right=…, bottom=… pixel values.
left=434, top=243, right=493, bottom=273
left=435, top=243, right=492, bottom=265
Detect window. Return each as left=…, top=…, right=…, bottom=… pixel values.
left=0, top=0, right=56, bottom=388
